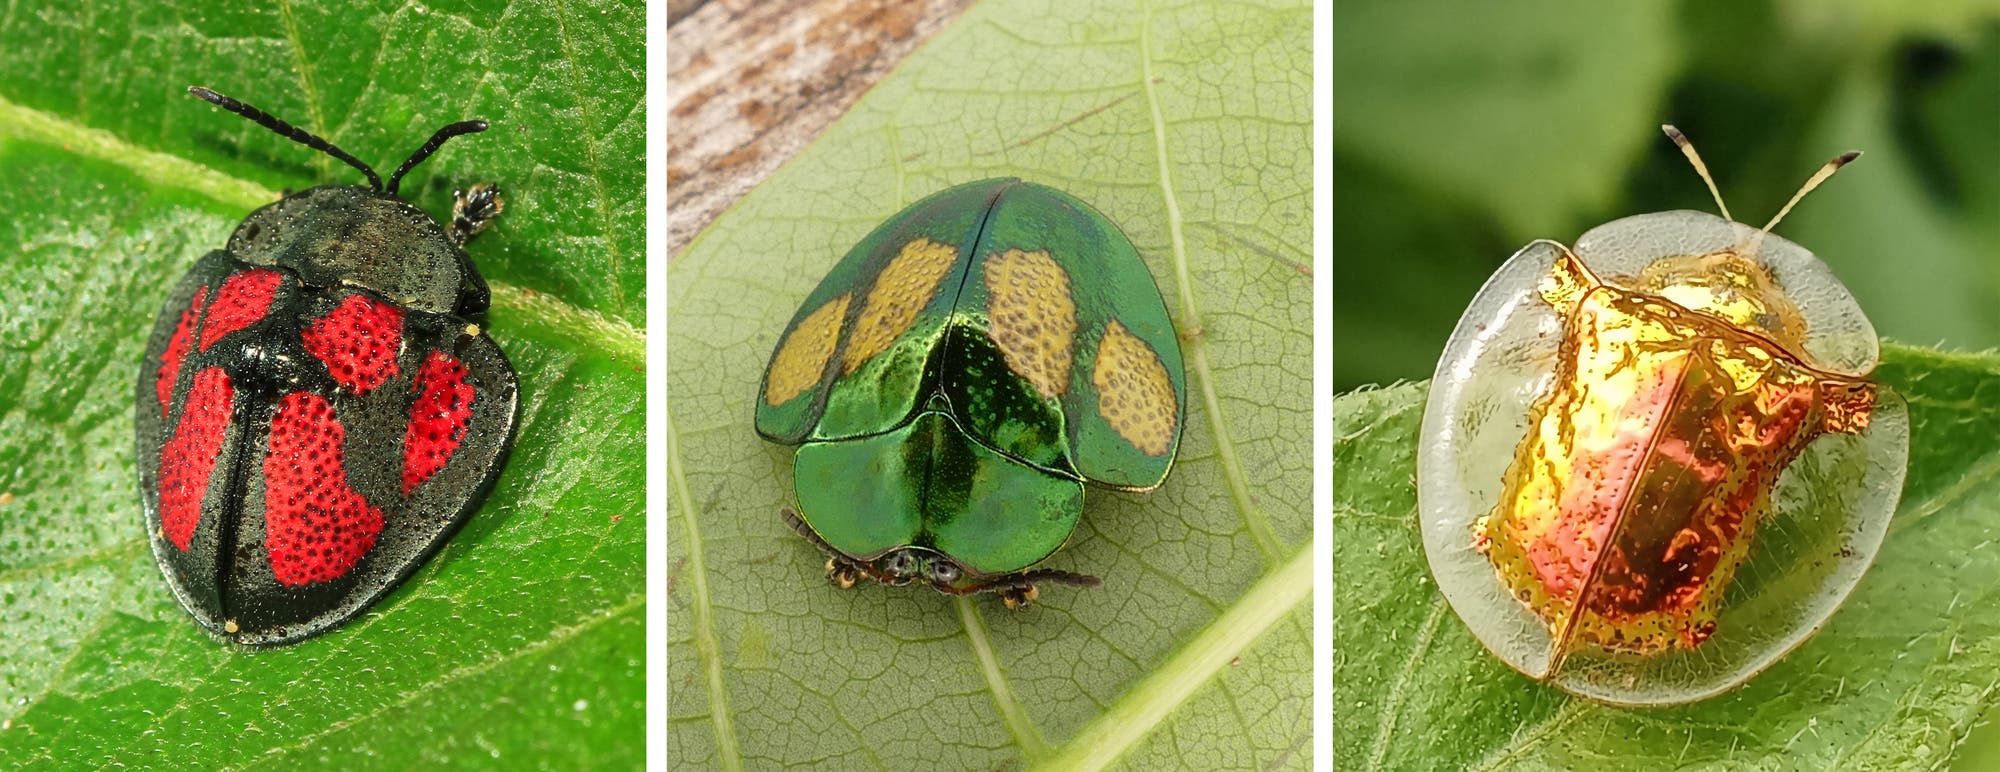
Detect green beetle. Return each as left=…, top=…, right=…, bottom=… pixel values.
left=757, top=178, right=1186, bottom=608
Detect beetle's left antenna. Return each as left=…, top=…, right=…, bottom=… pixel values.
left=1662, top=125, right=1732, bottom=222
left=188, top=87, right=383, bottom=192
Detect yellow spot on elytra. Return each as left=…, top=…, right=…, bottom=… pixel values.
left=842, top=238, right=959, bottom=374
left=984, top=248, right=1076, bottom=399
left=224, top=619, right=240, bottom=634
left=1092, top=321, right=1176, bottom=456
left=765, top=293, right=851, bottom=406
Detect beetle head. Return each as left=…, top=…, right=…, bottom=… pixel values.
left=191, top=87, right=496, bottom=316
left=871, top=548, right=967, bottom=590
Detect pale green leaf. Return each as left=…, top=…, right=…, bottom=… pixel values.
left=666, top=0, right=1314, bottom=768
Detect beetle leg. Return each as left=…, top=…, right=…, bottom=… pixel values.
left=783, top=507, right=873, bottom=589
left=826, top=557, right=865, bottom=589
left=999, top=584, right=1040, bottom=610
left=450, top=183, right=505, bottom=246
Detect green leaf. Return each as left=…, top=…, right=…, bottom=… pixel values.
left=1334, top=343, right=2000, bottom=769
left=0, top=2, right=644, bottom=766
left=667, top=0, right=1313, bottom=768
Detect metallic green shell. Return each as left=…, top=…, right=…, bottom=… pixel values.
left=756, top=178, right=1185, bottom=577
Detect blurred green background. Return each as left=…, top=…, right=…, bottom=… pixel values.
left=1333, top=0, right=1999, bottom=393
left=1334, top=1, right=2000, bottom=766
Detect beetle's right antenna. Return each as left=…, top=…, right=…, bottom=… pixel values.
left=386, top=120, right=490, bottom=196
left=1760, top=149, right=1861, bottom=234
left=1662, top=125, right=1731, bottom=222
left=188, top=87, right=383, bottom=192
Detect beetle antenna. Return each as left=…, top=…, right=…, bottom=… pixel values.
left=1662, top=125, right=1731, bottom=222
left=1760, top=150, right=1861, bottom=234
left=188, top=86, right=383, bottom=192
left=1013, top=569, right=1102, bottom=588
left=386, top=120, right=489, bottom=195
left=946, top=569, right=1103, bottom=596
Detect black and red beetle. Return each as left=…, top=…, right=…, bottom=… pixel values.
left=137, top=87, right=518, bottom=645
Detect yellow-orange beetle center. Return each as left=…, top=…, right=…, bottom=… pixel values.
left=1475, top=247, right=1877, bottom=660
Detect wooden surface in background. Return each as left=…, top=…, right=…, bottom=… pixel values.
left=666, top=0, right=977, bottom=258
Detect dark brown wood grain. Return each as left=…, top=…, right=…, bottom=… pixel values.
left=665, top=0, right=978, bottom=259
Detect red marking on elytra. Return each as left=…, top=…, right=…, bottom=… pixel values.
left=159, top=367, right=234, bottom=551
left=403, top=350, right=475, bottom=494
left=199, top=269, right=283, bottom=351
left=156, top=287, right=207, bottom=416
left=264, top=393, right=385, bottom=585
left=302, top=294, right=405, bottom=394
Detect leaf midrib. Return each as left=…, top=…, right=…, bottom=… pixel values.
left=668, top=2, right=1314, bottom=766
left=1033, top=543, right=1314, bottom=771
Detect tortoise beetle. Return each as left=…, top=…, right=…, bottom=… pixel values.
left=137, top=87, right=519, bottom=645
left=758, top=178, right=1186, bottom=609
left=1417, top=126, right=1909, bottom=705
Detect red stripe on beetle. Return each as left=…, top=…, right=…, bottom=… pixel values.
left=199, top=269, right=283, bottom=351
left=264, top=392, right=385, bottom=585
left=302, top=294, right=405, bottom=394
left=159, top=367, right=234, bottom=551
left=156, top=286, right=208, bottom=416
left=402, top=350, right=475, bottom=494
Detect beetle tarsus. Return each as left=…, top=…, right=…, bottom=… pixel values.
left=825, top=558, right=863, bottom=590
left=785, top=507, right=869, bottom=589
left=1000, top=584, right=1040, bottom=610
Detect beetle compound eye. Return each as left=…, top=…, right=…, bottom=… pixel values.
left=929, top=561, right=961, bottom=585
left=880, top=551, right=919, bottom=579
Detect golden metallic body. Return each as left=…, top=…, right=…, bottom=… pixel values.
left=1476, top=248, right=1875, bottom=662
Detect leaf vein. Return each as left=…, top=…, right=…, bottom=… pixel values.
left=957, top=597, right=1052, bottom=760
left=666, top=406, right=743, bottom=772
left=1366, top=597, right=1446, bottom=770
left=1136, top=0, right=1281, bottom=564
left=1033, top=544, right=1312, bottom=770
left=251, top=595, right=643, bottom=764
left=548, top=0, right=629, bottom=314
left=274, top=0, right=332, bottom=181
